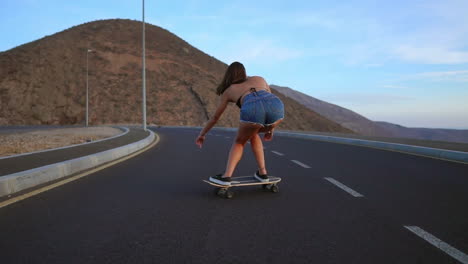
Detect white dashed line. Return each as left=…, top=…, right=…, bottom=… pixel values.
left=324, top=177, right=364, bottom=197
left=271, top=151, right=284, bottom=156
left=405, top=226, right=468, bottom=264
left=291, top=160, right=311, bottom=168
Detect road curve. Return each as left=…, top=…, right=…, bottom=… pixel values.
left=0, top=127, right=467, bottom=263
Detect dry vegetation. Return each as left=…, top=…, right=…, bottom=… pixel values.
left=0, top=127, right=121, bottom=157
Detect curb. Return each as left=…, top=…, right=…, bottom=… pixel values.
left=0, top=129, right=156, bottom=199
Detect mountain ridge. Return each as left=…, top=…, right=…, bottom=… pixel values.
left=271, top=85, right=392, bottom=136
left=272, top=84, right=468, bottom=143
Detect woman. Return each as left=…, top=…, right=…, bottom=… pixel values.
left=195, top=62, right=284, bottom=186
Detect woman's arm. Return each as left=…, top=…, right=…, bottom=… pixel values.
left=196, top=95, right=229, bottom=148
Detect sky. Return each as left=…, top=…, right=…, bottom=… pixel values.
left=1, top=0, right=467, bottom=129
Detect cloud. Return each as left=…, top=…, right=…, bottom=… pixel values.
left=285, top=12, right=339, bottom=29
left=393, top=45, right=468, bottom=64
left=309, top=1, right=468, bottom=66
left=215, top=36, right=303, bottom=65
left=365, top=63, right=383, bottom=67
left=155, top=0, right=468, bottom=68
left=322, top=93, right=414, bottom=106
left=184, top=5, right=339, bottom=30
left=404, top=70, right=468, bottom=82
left=382, top=85, right=412, bottom=89
left=386, top=3, right=468, bottom=65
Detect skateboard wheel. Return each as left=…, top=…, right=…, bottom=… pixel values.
left=225, top=190, right=234, bottom=199
left=217, top=188, right=227, bottom=197
left=262, top=184, right=268, bottom=190
left=271, top=185, right=279, bottom=193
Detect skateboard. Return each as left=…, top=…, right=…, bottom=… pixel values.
left=203, top=176, right=281, bottom=199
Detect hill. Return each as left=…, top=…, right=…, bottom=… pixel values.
left=0, top=19, right=351, bottom=133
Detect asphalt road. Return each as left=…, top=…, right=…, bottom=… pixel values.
left=1, top=127, right=467, bottom=263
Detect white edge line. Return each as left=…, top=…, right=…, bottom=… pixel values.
left=0, top=127, right=129, bottom=160
left=271, top=151, right=284, bottom=156
left=324, top=177, right=364, bottom=197
left=291, top=160, right=311, bottom=168
left=405, top=226, right=468, bottom=264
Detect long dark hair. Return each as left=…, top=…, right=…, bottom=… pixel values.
left=216, top=62, right=247, bottom=95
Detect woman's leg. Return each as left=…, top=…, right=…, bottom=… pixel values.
left=250, top=134, right=267, bottom=175
left=223, top=123, right=261, bottom=177
left=252, top=118, right=284, bottom=175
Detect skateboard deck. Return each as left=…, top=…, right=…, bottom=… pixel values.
left=203, top=176, right=281, bottom=199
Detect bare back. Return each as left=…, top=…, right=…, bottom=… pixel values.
left=222, top=76, right=271, bottom=105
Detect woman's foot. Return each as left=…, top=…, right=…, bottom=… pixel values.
left=254, top=171, right=269, bottom=182
left=209, top=174, right=232, bottom=186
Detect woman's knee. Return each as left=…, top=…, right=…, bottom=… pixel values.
left=235, top=132, right=252, bottom=145
left=236, top=123, right=261, bottom=143
left=250, top=133, right=260, bottom=142
left=235, top=136, right=249, bottom=145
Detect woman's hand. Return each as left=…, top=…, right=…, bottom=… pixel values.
left=196, top=135, right=206, bottom=148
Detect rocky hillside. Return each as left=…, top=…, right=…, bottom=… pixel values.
left=0, top=19, right=351, bottom=133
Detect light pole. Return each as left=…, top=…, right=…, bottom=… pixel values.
left=142, top=0, right=147, bottom=131
left=86, top=49, right=93, bottom=127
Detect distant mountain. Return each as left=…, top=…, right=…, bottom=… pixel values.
left=0, top=19, right=351, bottom=134
left=271, top=85, right=392, bottom=137
left=272, top=85, right=468, bottom=143
left=375, top=122, right=468, bottom=143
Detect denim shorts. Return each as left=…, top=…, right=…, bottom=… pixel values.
left=240, top=90, right=284, bottom=126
